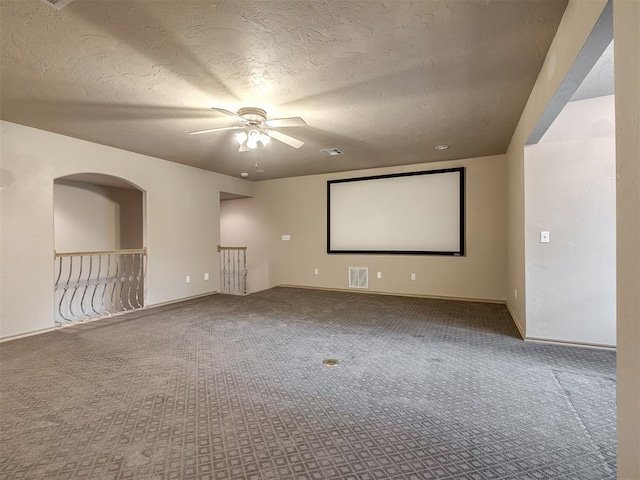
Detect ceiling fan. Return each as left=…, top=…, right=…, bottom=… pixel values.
left=189, top=107, right=307, bottom=151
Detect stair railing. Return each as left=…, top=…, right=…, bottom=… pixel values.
left=54, top=248, right=146, bottom=324
left=217, top=245, right=247, bottom=295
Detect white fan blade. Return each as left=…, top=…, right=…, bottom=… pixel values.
left=211, top=107, right=248, bottom=123
left=267, top=129, right=304, bottom=148
left=265, top=117, right=307, bottom=128
left=238, top=141, right=250, bottom=152
left=189, top=126, right=244, bottom=135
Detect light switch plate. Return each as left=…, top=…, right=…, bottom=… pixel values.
left=282, top=234, right=291, bottom=241
left=541, top=231, right=550, bottom=243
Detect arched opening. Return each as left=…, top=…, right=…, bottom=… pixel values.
left=53, top=173, right=146, bottom=324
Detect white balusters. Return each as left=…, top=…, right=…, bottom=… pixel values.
left=54, top=249, right=146, bottom=324
left=217, top=246, right=247, bottom=295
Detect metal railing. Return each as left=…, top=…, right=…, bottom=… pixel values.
left=218, top=245, right=247, bottom=295
left=54, top=248, right=146, bottom=324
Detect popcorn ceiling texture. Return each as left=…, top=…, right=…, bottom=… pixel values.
left=0, top=0, right=567, bottom=179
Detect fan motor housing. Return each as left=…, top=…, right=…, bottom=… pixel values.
left=238, top=107, right=267, bottom=124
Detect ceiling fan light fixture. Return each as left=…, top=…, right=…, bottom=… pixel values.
left=191, top=107, right=306, bottom=150
left=248, top=129, right=261, bottom=140
left=235, top=132, right=248, bottom=145
left=246, top=129, right=261, bottom=149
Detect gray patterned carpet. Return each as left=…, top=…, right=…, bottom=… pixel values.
left=0, top=287, right=616, bottom=480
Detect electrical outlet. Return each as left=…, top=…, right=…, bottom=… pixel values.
left=204, top=272, right=209, bottom=281
left=377, top=272, right=382, bottom=279
left=186, top=276, right=191, bottom=284
left=314, top=268, right=319, bottom=275
left=411, top=273, right=416, bottom=281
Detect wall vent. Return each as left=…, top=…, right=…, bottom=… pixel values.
left=39, top=0, right=74, bottom=10
left=348, top=267, right=369, bottom=289
left=320, top=148, right=344, bottom=156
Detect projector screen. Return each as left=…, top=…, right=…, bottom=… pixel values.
left=327, top=167, right=465, bottom=255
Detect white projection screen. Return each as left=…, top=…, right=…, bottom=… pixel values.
left=327, top=168, right=465, bottom=255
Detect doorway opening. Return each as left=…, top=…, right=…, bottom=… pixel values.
left=524, top=5, right=615, bottom=347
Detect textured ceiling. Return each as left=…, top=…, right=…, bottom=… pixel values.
left=1, top=0, right=567, bottom=180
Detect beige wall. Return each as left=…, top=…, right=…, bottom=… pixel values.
left=54, top=181, right=121, bottom=252
left=614, top=0, right=640, bottom=477
left=54, top=180, right=143, bottom=252
left=221, top=155, right=507, bottom=301
left=109, top=186, right=144, bottom=250
left=505, top=0, right=609, bottom=334
left=525, top=96, right=616, bottom=346
left=0, top=121, right=252, bottom=339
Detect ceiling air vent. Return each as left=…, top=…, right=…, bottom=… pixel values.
left=320, top=148, right=344, bottom=156
left=348, top=267, right=369, bottom=289
left=39, top=0, right=74, bottom=9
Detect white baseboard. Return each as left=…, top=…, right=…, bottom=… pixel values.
left=525, top=336, right=616, bottom=351
left=0, top=326, right=57, bottom=343
left=146, top=291, right=218, bottom=309
left=277, top=284, right=506, bottom=305
left=0, top=292, right=220, bottom=343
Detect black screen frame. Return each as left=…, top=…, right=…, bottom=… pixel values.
left=326, top=167, right=465, bottom=256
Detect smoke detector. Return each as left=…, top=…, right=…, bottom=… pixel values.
left=320, top=148, right=344, bottom=156
left=39, top=0, right=74, bottom=9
